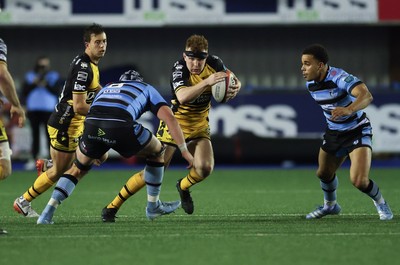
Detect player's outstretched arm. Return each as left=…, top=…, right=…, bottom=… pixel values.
left=156, top=105, right=193, bottom=168
left=0, top=63, right=26, bottom=127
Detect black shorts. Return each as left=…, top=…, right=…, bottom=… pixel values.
left=79, top=119, right=152, bottom=159
left=321, top=123, right=373, bottom=157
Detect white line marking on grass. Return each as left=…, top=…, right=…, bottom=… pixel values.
left=2, top=213, right=387, bottom=218
left=246, top=232, right=400, bottom=237
left=5, top=232, right=400, bottom=239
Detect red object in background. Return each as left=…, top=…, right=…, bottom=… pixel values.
left=379, top=0, right=400, bottom=20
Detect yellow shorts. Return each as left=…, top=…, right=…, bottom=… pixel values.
left=0, top=120, right=11, bottom=160
left=156, top=120, right=210, bottom=145
left=0, top=120, right=8, bottom=142
left=48, top=118, right=84, bottom=153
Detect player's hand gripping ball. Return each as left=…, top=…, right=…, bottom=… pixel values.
left=211, top=70, right=236, bottom=103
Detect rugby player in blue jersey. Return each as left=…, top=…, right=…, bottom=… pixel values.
left=301, top=44, right=393, bottom=220
left=37, top=70, right=193, bottom=224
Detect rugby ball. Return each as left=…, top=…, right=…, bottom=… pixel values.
left=211, top=70, right=235, bottom=103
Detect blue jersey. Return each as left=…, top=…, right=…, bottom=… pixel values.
left=88, top=81, right=168, bottom=122
left=306, top=66, right=369, bottom=131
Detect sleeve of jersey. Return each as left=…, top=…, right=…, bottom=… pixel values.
left=338, top=73, right=363, bottom=94
left=71, top=63, right=93, bottom=95
left=171, top=60, right=190, bottom=93
left=208, top=55, right=227, bottom=72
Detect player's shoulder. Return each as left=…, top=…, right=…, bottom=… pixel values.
left=328, top=66, right=348, bottom=80
left=206, top=54, right=225, bottom=71
left=70, top=53, right=92, bottom=72
left=171, top=58, right=190, bottom=81
left=119, top=80, right=149, bottom=90
left=172, top=58, right=187, bottom=71
left=329, top=66, right=359, bottom=84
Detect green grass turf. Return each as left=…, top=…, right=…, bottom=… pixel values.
left=0, top=167, right=399, bottom=265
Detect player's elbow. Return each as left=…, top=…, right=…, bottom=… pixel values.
left=176, top=94, right=190, bottom=104
left=367, top=92, right=373, bottom=104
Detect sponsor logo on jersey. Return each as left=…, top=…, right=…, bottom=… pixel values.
left=173, top=81, right=184, bottom=89
left=344, top=75, right=354, bottom=83
left=103, top=88, right=120, bottom=93
left=74, top=82, right=86, bottom=91
left=173, top=71, right=183, bottom=80
left=77, top=71, right=88, bottom=82
left=329, top=90, right=338, bottom=98
left=86, top=91, right=96, bottom=103
left=80, top=62, right=88, bottom=69
left=175, top=63, right=183, bottom=70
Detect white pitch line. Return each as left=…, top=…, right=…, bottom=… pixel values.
left=3, top=232, right=400, bottom=239
left=1, top=213, right=390, bottom=218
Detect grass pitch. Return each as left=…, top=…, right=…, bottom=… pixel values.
left=0, top=166, right=399, bottom=265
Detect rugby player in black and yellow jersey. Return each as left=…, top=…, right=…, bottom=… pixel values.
left=0, top=38, right=26, bottom=234
left=101, top=34, right=241, bottom=221
left=14, top=24, right=107, bottom=217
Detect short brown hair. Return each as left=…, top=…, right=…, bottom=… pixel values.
left=185, top=34, right=208, bottom=53
left=83, top=23, right=105, bottom=43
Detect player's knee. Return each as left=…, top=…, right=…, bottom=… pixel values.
left=316, top=169, right=334, bottom=181
left=351, top=176, right=369, bottom=190
left=196, top=163, right=213, bottom=178
left=0, top=171, right=10, bottom=180
left=0, top=163, right=12, bottom=180
left=73, top=159, right=92, bottom=177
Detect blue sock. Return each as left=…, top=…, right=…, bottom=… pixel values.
left=53, top=175, right=78, bottom=203
left=144, top=162, right=164, bottom=209
left=40, top=175, right=78, bottom=221
left=43, top=175, right=78, bottom=213
left=362, top=179, right=384, bottom=204
left=320, top=175, right=338, bottom=206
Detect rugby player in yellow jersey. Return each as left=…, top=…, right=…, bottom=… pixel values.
left=0, top=38, right=26, bottom=234
left=13, top=23, right=107, bottom=217
left=101, top=34, right=241, bottom=221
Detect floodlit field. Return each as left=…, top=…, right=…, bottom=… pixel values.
left=1, top=166, right=399, bottom=265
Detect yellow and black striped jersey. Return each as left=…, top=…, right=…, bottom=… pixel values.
left=170, top=55, right=226, bottom=129
left=48, top=53, right=100, bottom=131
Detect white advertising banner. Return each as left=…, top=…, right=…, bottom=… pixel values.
left=0, top=0, right=378, bottom=26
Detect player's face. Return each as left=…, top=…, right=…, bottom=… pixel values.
left=183, top=49, right=207, bottom=75
left=86, top=32, right=107, bottom=61
left=301, top=54, right=324, bottom=82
